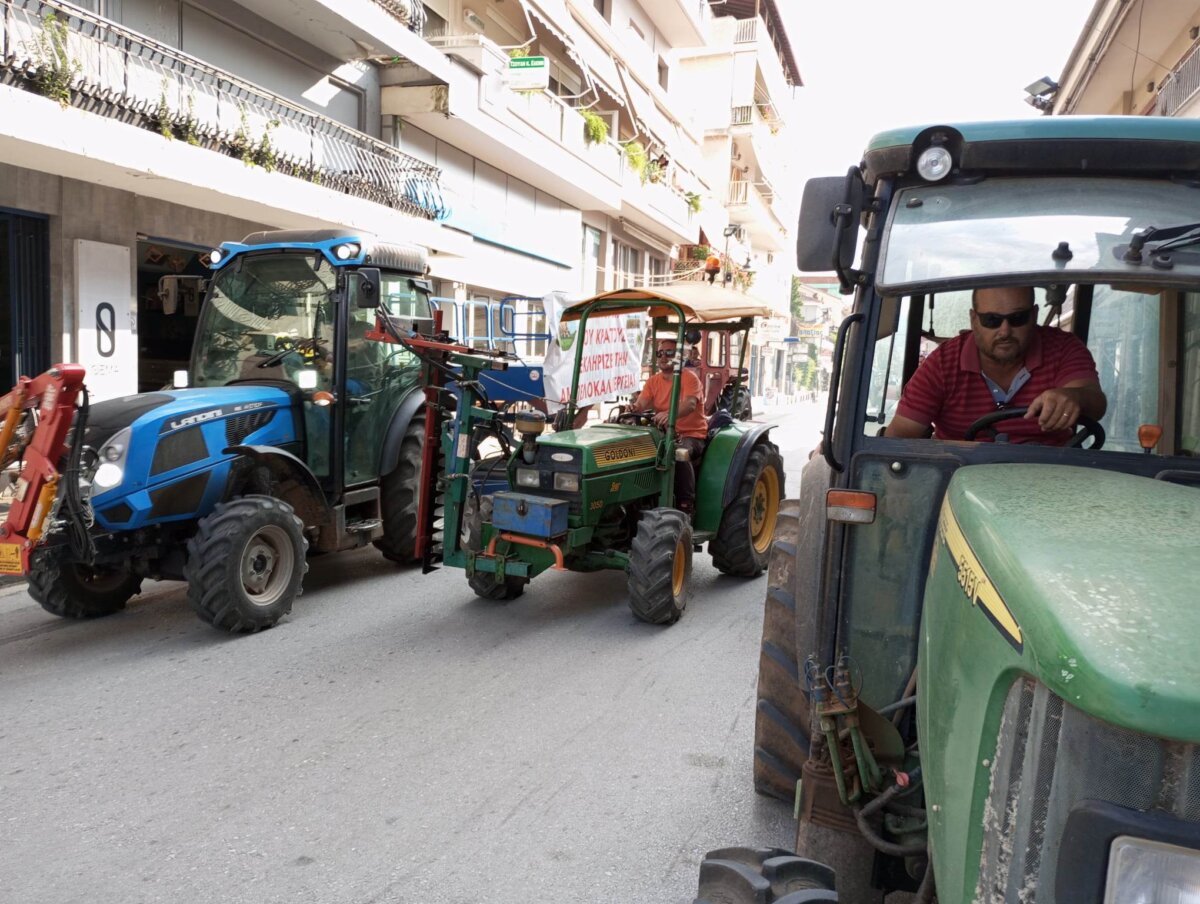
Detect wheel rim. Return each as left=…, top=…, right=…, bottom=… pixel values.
left=750, top=466, right=780, bottom=554
left=672, top=539, right=686, bottom=597
left=239, top=524, right=294, bottom=607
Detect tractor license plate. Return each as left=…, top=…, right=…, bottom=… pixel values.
left=0, top=543, right=22, bottom=574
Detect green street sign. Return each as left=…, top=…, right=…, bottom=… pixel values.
left=507, top=55, right=549, bottom=90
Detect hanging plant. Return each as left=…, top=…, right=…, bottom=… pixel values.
left=623, top=140, right=647, bottom=178
left=581, top=109, right=608, bottom=145
left=254, top=119, right=281, bottom=171
left=643, top=159, right=662, bottom=185
left=32, top=13, right=80, bottom=107
left=508, top=46, right=530, bottom=59
left=686, top=192, right=702, bottom=213
left=152, top=82, right=174, bottom=140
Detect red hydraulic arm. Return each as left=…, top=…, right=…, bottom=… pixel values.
left=0, top=364, right=87, bottom=575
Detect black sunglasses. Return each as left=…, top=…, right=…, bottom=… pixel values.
left=656, top=349, right=677, bottom=357
left=975, top=308, right=1035, bottom=329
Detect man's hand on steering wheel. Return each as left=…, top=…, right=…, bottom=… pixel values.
left=652, top=410, right=670, bottom=429
left=964, top=405, right=1105, bottom=449
left=1025, top=388, right=1081, bottom=432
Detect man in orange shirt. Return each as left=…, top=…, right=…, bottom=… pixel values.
left=629, top=338, right=709, bottom=515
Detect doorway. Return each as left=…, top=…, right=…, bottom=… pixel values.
left=136, top=239, right=210, bottom=392
left=0, top=211, right=50, bottom=387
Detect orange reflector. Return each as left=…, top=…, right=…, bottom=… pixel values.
left=1138, top=424, right=1163, bottom=452
left=827, top=489, right=877, bottom=524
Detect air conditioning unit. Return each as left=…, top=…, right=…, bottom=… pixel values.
left=463, top=7, right=485, bottom=31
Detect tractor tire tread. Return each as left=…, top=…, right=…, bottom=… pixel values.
left=374, top=416, right=424, bottom=565
left=710, top=442, right=784, bottom=577
left=627, top=508, right=691, bottom=625
left=694, top=848, right=837, bottom=903
left=27, top=556, right=141, bottom=619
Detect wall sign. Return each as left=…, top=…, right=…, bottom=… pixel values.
left=75, top=240, right=137, bottom=402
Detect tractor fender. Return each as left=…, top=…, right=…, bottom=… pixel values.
left=377, top=389, right=426, bottom=477
left=223, top=445, right=330, bottom=527
left=718, top=425, right=775, bottom=508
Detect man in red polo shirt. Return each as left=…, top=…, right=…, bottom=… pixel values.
left=886, top=286, right=1107, bottom=444
left=630, top=338, right=709, bottom=513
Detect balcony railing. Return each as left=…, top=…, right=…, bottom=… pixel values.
left=0, top=0, right=446, bottom=220
left=1157, top=42, right=1200, bottom=116
left=372, top=0, right=424, bottom=33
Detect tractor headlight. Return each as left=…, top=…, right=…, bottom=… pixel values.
left=515, top=468, right=541, bottom=488
left=553, top=472, right=579, bottom=492
left=334, top=243, right=361, bottom=261
left=1104, top=836, right=1200, bottom=903
left=92, top=427, right=131, bottom=493
left=916, top=145, right=953, bottom=182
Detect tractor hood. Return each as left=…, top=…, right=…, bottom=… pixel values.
left=942, top=464, right=1200, bottom=740
left=84, top=386, right=294, bottom=448
left=539, top=424, right=659, bottom=470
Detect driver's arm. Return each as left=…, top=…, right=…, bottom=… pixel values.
left=1025, top=379, right=1107, bottom=431
left=629, top=385, right=650, bottom=411
left=884, top=414, right=933, bottom=439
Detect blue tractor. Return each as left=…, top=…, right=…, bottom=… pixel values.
left=28, top=229, right=437, bottom=632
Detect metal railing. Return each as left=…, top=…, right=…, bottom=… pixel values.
left=1157, top=42, right=1200, bottom=116
left=734, top=17, right=758, bottom=43
left=0, top=0, right=447, bottom=220
left=371, top=0, right=424, bottom=33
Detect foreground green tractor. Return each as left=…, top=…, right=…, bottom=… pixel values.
left=698, top=117, right=1200, bottom=904
left=400, top=284, right=785, bottom=624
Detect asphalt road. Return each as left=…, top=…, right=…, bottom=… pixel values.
left=0, top=400, right=825, bottom=904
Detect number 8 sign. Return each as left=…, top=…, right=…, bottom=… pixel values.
left=75, top=240, right=137, bottom=401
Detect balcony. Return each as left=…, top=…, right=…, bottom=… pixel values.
left=728, top=180, right=785, bottom=251
left=730, top=15, right=792, bottom=113
left=1156, top=43, right=1200, bottom=116
left=629, top=0, right=709, bottom=48
left=0, top=0, right=447, bottom=221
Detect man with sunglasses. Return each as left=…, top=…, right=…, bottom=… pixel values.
left=886, top=286, right=1106, bottom=443
left=629, top=339, right=709, bottom=514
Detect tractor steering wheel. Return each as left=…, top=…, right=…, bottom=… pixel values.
left=615, top=409, right=655, bottom=427
left=964, top=405, right=1105, bottom=449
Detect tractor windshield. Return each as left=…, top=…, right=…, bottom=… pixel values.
left=191, top=253, right=336, bottom=388
left=878, top=177, right=1200, bottom=291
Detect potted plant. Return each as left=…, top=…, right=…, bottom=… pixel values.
left=581, top=109, right=608, bottom=145
left=623, top=140, right=647, bottom=179
left=686, top=192, right=702, bottom=213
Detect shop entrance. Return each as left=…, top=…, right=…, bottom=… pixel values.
left=0, top=211, right=50, bottom=386
left=136, top=239, right=209, bottom=392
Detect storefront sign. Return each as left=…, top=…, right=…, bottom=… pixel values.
left=753, top=316, right=788, bottom=344
left=75, top=240, right=137, bottom=402
left=506, top=56, right=549, bottom=91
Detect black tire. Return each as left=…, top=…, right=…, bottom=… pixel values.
left=753, top=500, right=811, bottom=804
left=719, top=384, right=753, bottom=420
left=27, top=555, right=142, bottom=620
left=711, top=441, right=785, bottom=577
left=185, top=495, right=307, bottom=633
left=694, top=847, right=837, bottom=903
left=374, top=415, right=423, bottom=565
left=468, top=570, right=527, bottom=601
left=627, top=508, right=691, bottom=625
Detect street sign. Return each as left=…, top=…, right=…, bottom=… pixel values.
left=507, top=56, right=549, bottom=91
left=753, top=317, right=788, bottom=344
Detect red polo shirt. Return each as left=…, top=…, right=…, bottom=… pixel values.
left=894, top=326, right=1099, bottom=444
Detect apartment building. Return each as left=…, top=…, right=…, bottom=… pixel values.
left=1050, top=0, right=1200, bottom=116
left=0, top=0, right=800, bottom=401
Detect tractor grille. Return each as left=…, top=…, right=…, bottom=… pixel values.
left=150, top=426, right=209, bottom=476
left=975, top=678, right=1200, bottom=903
left=225, top=410, right=275, bottom=446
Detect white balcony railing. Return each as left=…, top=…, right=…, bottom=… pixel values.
left=1, top=0, right=446, bottom=219
left=1157, top=43, right=1200, bottom=116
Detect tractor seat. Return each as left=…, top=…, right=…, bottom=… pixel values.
left=707, top=407, right=734, bottom=442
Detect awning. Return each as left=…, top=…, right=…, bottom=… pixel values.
left=562, top=284, right=775, bottom=323
left=617, top=65, right=676, bottom=152
left=521, top=0, right=574, bottom=47
left=563, top=12, right=625, bottom=106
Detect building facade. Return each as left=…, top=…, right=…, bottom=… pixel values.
left=0, top=0, right=801, bottom=402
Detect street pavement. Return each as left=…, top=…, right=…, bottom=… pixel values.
left=0, top=401, right=826, bottom=904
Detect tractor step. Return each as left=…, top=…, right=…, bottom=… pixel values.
left=345, top=519, right=382, bottom=533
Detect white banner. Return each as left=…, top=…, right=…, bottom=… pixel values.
left=540, top=292, right=646, bottom=410
left=75, top=240, right=137, bottom=402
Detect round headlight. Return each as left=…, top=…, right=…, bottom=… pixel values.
left=916, top=146, right=953, bottom=181
left=102, top=443, right=124, bottom=463
left=92, top=462, right=124, bottom=491
left=208, top=249, right=223, bottom=266
left=334, top=243, right=360, bottom=261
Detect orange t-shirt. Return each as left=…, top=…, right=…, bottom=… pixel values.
left=638, top=369, right=708, bottom=439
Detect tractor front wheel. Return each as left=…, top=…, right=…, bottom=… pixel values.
left=710, top=441, right=784, bottom=577
left=185, top=495, right=307, bottom=633
left=694, top=846, right=837, bottom=903
left=627, top=508, right=692, bottom=625
left=28, top=556, right=142, bottom=619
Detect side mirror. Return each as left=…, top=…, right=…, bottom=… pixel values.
left=157, top=275, right=207, bottom=315
left=353, top=267, right=382, bottom=309
left=796, top=168, right=867, bottom=292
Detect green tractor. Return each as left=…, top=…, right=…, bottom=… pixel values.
left=698, top=117, right=1200, bottom=903
left=397, top=284, right=786, bottom=624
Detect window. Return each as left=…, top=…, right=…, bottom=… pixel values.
left=658, top=58, right=669, bottom=91
left=593, top=0, right=607, bottom=19
left=1086, top=287, right=1161, bottom=453
left=612, top=241, right=642, bottom=289
left=582, top=226, right=601, bottom=295
left=628, top=19, right=645, bottom=43
left=1182, top=293, right=1200, bottom=454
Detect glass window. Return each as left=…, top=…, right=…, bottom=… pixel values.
left=706, top=332, right=725, bottom=367
left=582, top=226, right=601, bottom=295
left=1182, top=293, right=1200, bottom=454
left=880, top=177, right=1200, bottom=291
left=864, top=296, right=910, bottom=434
left=1087, top=287, right=1160, bottom=454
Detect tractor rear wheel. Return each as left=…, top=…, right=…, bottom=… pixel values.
left=753, top=499, right=811, bottom=804
left=627, top=508, right=691, bottom=625
left=375, top=416, right=424, bottom=565
left=694, top=846, right=837, bottom=903
left=185, top=495, right=307, bottom=633
left=28, top=556, right=142, bottom=619
left=711, top=441, right=784, bottom=577
left=468, top=570, right=527, bottom=601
